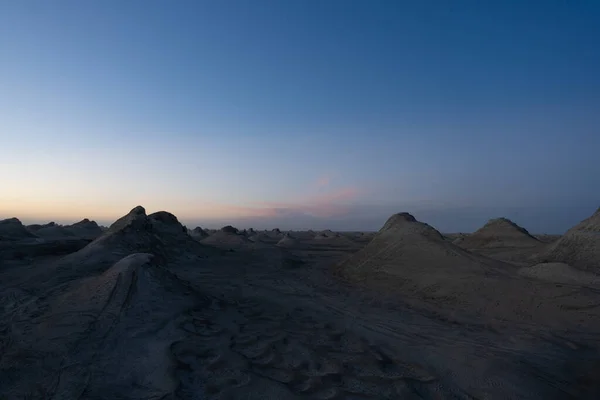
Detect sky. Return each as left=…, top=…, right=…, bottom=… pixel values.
left=1, top=0, right=599, bottom=233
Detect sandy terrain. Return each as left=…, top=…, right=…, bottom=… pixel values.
left=1, top=206, right=599, bottom=399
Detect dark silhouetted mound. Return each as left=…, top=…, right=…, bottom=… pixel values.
left=190, top=226, right=208, bottom=239
left=64, top=218, right=103, bottom=240
left=541, top=207, right=600, bottom=273
left=0, top=218, right=38, bottom=241
left=459, top=217, right=540, bottom=248
left=201, top=225, right=251, bottom=248
left=220, top=225, right=239, bottom=234
left=34, top=223, right=75, bottom=239
left=276, top=233, right=299, bottom=247
left=148, top=211, right=188, bottom=236
left=319, top=229, right=336, bottom=237
left=26, top=222, right=52, bottom=233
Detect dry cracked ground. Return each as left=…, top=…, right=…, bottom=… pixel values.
left=1, top=206, right=600, bottom=399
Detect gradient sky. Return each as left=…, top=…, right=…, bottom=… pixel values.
left=1, top=1, right=599, bottom=233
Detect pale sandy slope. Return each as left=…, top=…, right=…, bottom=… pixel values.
left=540, top=207, right=600, bottom=273
left=459, top=217, right=541, bottom=249
left=335, top=213, right=600, bottom=331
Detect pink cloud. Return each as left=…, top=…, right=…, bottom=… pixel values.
left=316, top=175, right=331, bottom=188
left=183, top=185, right=362, bottom=221
left=249, top=187, right=361, bottom=218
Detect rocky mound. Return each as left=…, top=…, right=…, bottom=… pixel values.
left=335, top=212, right=600, bottom=328
left=26, top=223, right=46, bottom=233
left=276, top=233, right=300, bottom=248
left=335, top=213, right=511, bottom=310
left=0, top=218, right=38, bottom=241
left=189, top=226, right=208, bottom=239
left=220, top=225, right=239, bottom=234
left=61, top=206, right=208, bottom=265
left=540, top=207, right=600, bottom=273
left=65, top=218, right=103, bottom=240
left=34, top=223, right=76, bottom=239
left=201, top=225, right=250, bottom=248
left=459, top=217, right=540, bottom=248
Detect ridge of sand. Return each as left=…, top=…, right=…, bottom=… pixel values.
left=459, top=217, right=540, bottom=248
left=540, top=207, right=600, bottom=273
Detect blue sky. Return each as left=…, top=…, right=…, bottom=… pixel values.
left=1, top=0, right=598, bottom=233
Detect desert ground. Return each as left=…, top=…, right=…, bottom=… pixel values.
left=1, top=206, right=599, bottom=399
